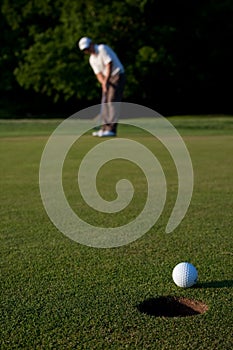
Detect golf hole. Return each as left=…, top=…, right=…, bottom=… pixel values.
left=137, top=296, right=208, bottom=317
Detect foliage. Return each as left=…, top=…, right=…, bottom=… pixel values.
left=1, top=0, right=233, bottom=113
left=0, top=10, right=18, bottom=92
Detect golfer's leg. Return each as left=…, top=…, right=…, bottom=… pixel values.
left=107, top=74, right=125, bottom=133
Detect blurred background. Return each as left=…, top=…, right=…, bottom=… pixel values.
left=1, top=0, right=232, bottom=117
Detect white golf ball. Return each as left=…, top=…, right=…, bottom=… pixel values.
left=172, top=262, right=198, bottom=288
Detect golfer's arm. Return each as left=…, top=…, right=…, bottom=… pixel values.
left=95, top=62, right=112, bottom=85
left=96, top=73, right=105, bottom=85
left=104, top=62, right=112, bottom=83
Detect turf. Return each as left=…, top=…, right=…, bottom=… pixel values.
left=0, top=116, right=233, bottom=349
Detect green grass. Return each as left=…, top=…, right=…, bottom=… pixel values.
left=1, top=116, right=233, bottom=349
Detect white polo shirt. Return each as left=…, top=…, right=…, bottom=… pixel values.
left=89, top=44, right=124, bottom=77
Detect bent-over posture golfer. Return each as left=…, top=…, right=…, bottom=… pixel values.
left=78, top=37, right=125, bottom=137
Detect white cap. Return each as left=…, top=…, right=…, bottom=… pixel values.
left=78, top=37, right=92, bottom=51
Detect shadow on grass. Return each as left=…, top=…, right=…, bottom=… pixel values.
left=195, top=280, right=233, bottom=289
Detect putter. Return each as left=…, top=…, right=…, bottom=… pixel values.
left=93, top=92, right=106, bottom=129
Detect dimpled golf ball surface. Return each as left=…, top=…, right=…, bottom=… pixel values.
left=172, top=262, right=198, bottom=288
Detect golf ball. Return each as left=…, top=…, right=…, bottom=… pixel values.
left=172, top=262, right=198, bottom=288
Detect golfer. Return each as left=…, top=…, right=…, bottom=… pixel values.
left=78, top=37, right=125, bottom=137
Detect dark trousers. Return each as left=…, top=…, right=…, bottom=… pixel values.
left=102, top=73, right=125, bottom=133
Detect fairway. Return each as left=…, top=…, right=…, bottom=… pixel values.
left=1, top=116, right=233, bottom=349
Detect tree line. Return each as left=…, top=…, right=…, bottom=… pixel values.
left=1, top=0, right=232, bottom=116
